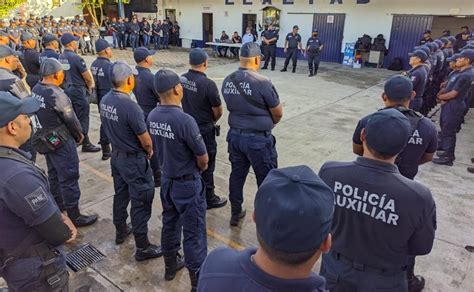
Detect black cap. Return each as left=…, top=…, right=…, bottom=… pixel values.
left=153, top=69, right=187, bottom=93
left=293, top=25, right=299, bottom=29
left=414, top=45, right=431, bottom=56
left=447, top=36, right=456, bottom=43
left=60, top=33, right=79, bottom=45
left=409, top=49, right=429, bottom=62
left=384, top=75, right=413, bottom=102
left=133, top=47, right=156, bottom=63
left=189, top=48, right=208, bottom=65
left=312, top=29, right=318, bottom=33
left=95, top=39, right=110, bottom=53
left=0, top=91, right=41, bottom=127
left=240, top=42, right=262, bottom=58
left=40, top=58, right=70, bottom=77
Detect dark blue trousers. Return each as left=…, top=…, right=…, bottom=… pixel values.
left=45, top=139, right=81, bottom=211
left=227, top=129, right=277, bottom=213
left=160, top=175, right=207, bottom=271
left=97, top=102, right=110, bottom=145
left=284, top=48, right=298, bottom=69
left=162, top=35, right=169, bottom=49
left=320, top=252, right=408, bottom=291
left=110, top=152, right=155, bottom=236
left=439, top=100, right=466, bottom=157
left=66, top=86, right=89, bottom=135
left=199, top=124, right=217, bottom=197
left=154, top=35, right=161, bottom=49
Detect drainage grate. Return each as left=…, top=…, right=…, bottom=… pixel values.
left=66, top=243, right=106, bottom=272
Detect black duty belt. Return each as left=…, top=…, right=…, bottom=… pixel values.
left=230, top=128, right=271, bottom=136
left=332, top=252, right=407, bottom=275
left=170, top=174, right=197, bottom=181
left=112, top=151, right=145, bottom=158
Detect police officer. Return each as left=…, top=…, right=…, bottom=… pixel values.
left=222, top=42, right=283, bottom=226
left=90, top=39, right=113, bottom=160
left=129, top=18, right=140, bottom=51
left=32, top=58, right=98, bottom=227
left=0, top=30, right=9, bottom=46
left=89, top=23, right=100, bottom=55
left=148, top=69, right=207, bottom=291
left=59, top=33, right=100, bottom=153
left=40, top=33, right=60, bottom=64
left=161, top=20, right=170, bottom=49
left=7, top=20, right=21, bottom=50
left=433, top=50, right=474, bottom=166
left=305, top=29, right=324, bottom=77
left=116, top=18, right=126, bottom=50
left=319, top=109, right=437, bottom=291
left=198, top=166, right=334, bottom=292
left=132, top=47, right=161, bottom=186
left=152, top=19, right=161, bottom=50
left=281, top=25, right=303, bottom=73
left=182, top=48, right=227, bottom=209
left=0, top=45, right=27, bottom=97
left=260, top=24, right=278, bottom=71
left=405, top=49, right=429, bottom=112
left=100, top=61, right=162, bottom=259
left=418, top=30, right=433, bottom=45
left=20, top=32, right=41, bottom=89
left=110, top=17, right=118, bottom=49
left=72, top=20, right=85, bottom=55
left=0, top=91, right=75, bottom=291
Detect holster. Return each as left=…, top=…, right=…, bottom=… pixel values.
left=31, top=124, right=72, bottom=154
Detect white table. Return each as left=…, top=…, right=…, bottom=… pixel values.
left=205, top=42, right=242, bottom=57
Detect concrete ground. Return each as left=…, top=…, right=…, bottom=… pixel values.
left=2, top=48, right=473, bottom=291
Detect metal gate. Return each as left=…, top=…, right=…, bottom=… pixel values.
left=312, top=13, right=346, bottom=63
left=385, top=15, right=433, bottom=69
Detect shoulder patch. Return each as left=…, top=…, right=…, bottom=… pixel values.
left=24, top=186, right=49, bottom=212
left=195, top=133, right=203, bottom=141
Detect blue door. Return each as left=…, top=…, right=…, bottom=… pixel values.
left=385, top=15, right=433, bottom=70
left=312, top=13, right=346, bottom=63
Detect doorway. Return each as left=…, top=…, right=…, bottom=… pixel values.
left=242, top=14, right=257, bottom=37
left=203, top=13, right=213, bottom=43
left=165, top=9, right=176, bottom=22
left=312, top=13, right=346, bottom=62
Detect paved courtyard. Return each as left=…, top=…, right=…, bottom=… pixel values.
left=2, top=48, right=473, bottom=291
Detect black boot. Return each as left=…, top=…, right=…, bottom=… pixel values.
left=407, top=264, right=425, bottom=292
left=82, top=135, right=101, bottom=153
left=230, top=208, right=246, bottom=227
left=309, top=70, right=314, bottom=77
left=280, top=67, right=287, bottom=72
left=164, top=252, right=185, bottom=281
left=206, top=193, right=227, bottom=210
left=292, top=66, right=296, bottom=73
left=189, top=269, right=199, bottom=292
left=432, top=156, right=454, bottom=166
left=153, top=171, right=161, bottom=188
left=134, top=235, right=163, bottom=261
left=115, top=223, right=132, bottom=245
left=67, top=206, right=98, bottom=227
left=101, top=144, right=111, bottom=161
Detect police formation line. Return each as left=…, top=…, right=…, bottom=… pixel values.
left=0, top=34, right=472, bottom=292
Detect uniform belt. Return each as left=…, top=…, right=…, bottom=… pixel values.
left=332, top=252, right=406, bottom=275
left=113, top=151, right=145, bottom=158
left=230, top=128, right=271, bottom=136
left=170, top=174, right=197, bottom=181
left=198, top=122, right=214, bottom=128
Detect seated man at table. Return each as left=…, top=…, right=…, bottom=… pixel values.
left=218, top=31, right=230, bottom=57
left=230, top=31, right=242, bottom=57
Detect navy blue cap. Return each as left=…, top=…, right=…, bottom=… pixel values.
left=42, top=33, right=58, bottom=45
left=95, top=39, right=110, bottom=53
left=430, top=41, right=440, bottom=51
left=40, top=58, right=70, bottom=77
left=457, top=49, right=474, bottom=63
left=409, top=49, right=428, bottom=62
left=434, top=39, right=444, bottom=47
left=255, top=165, right=334, bottom=253
left=312, top=29, right=319, bottom=33
left=109, top=61, right=138, bottom=85
left=60, top=33, right=79, bottom=45
left=461, top=44, right=474, bottom=51
left=133, top=47, right=156, bottom=63
left=384, top=75, right=413, bottom=101
left=447, top=36, right=456, bottom=43
left=415, top=45, right=431, bottom=56
left=365, top=109, right=411, bottom=156
left=189, top=48, right=208, bottom=66
left=240, top=42, right=262, bottom=58
left=0, top=45, right=21, bottom=58
left=440, top=37, right=449, bottom=44
left=447, top=54, right=459, bottom=63
left=20, top=32, right=34, bottom=42
left=153, top=68, right=187, bottom=94
left=0, top=91, right=41, bottom=127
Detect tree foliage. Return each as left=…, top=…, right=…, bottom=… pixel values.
left=81, top=0, right=104, bottom=27
left=0, top=0, right=27, bottom=18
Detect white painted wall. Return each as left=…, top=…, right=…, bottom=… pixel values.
left=160, top=0, right=474, bottom=50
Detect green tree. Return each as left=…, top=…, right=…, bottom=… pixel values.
left=0, top=0, right=27, bottom=18
left=81, top=0, right=105, bottom=27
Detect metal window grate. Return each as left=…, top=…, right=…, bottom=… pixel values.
left=66, top=243, right=106, bottom=272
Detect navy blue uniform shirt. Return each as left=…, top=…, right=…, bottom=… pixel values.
left=0, top=67, right=20, bottom=92
left=133, top=66, right=158, bottom=117
left=21, top=48, right=40, bottom=76
left=353, top=108, right=438, bottom=179
left=286, top=33, right=302, bottom=48
left=198, top=247, right=328, bottom=292
left=306, top=37, right=323, bottom=53
left=0, top=147, right=60, bottom=252
left=222, top=68, right=280, bottom=132
left=129, top=23, right=140, bottom=35
left=147, top=105, right=207, bottom=178
left=182, top=69, right=221, bottom=125
left=39, top=48, right=60, bottom=64
left=445, top=67, right=473, bottom=101
left=408, top=65, right=428, bottom=99
left=59, top=49, right=88, bottom=86
left=100, top=89, right=148, bottom=153
left=318, top=157, right=436, bottom=269
left=262, top=30, right=279, bottom=45
left=90, top=57, right=112, bottom=99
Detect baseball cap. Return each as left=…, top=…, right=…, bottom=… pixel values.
left=439, top=37, right=449, bottom=44
left=189, top=48, right=208, bottom=65
left=240, top=42, right=262, bottom=58
left=95, top=39, right=110, bottom=53
left=0, top=45, right=21, bottom=58
left=423, top=30, right=431, bottom=34
left=414, top=45, right=431, bottom=56
left=409, top=49, right=428, bottom=62
left=60, top=33, right=79, bottom=45
left=255, top=165, right=334, bottom=253
left=40, top=58, right=70, bottom=77
left=447, top=36, right=456, bottom=43
left=0, top=91, right=41, bottom=127
left=109, top=61, right=138, bottom=85
left=446, top=54, right=459, bottom=63
left=434, top=39, right=444, bottom=47
left=461, top=44, right=474, bottom=51
left=42, top=33, right=58, bottom=45
left=133, top=47, right=156, bottom=63
left=384, top=75, right=413, bottom=101
left=20, top=32, right=34, bottom=42
left=457, top=49, right=474, bottom=63
left=429, top=41, right=439, bottom=51
left=312, top=29, right=319, bottom=33
left=365, top=109, right=411, bottom=156
left=153, top=68, right=187, bottom=93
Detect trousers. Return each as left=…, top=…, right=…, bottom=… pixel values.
left=308, top=53, right=321, bottom=73
left=439, top=99, right=466, bottom=157
left=65, top=86, right=89, bottom=135
left=284, top=48, right=298, bottom=69
left=263, top=45, right=276, bottom=69
left=199, top=124, right=217, bottom=197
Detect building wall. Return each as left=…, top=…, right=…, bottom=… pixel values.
left=159, top=0, right=474, bottom=49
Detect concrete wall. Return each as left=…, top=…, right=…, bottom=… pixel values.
left=158, top=0, right=474, bottom=49
left=12, top=0, right=82, bottom=19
